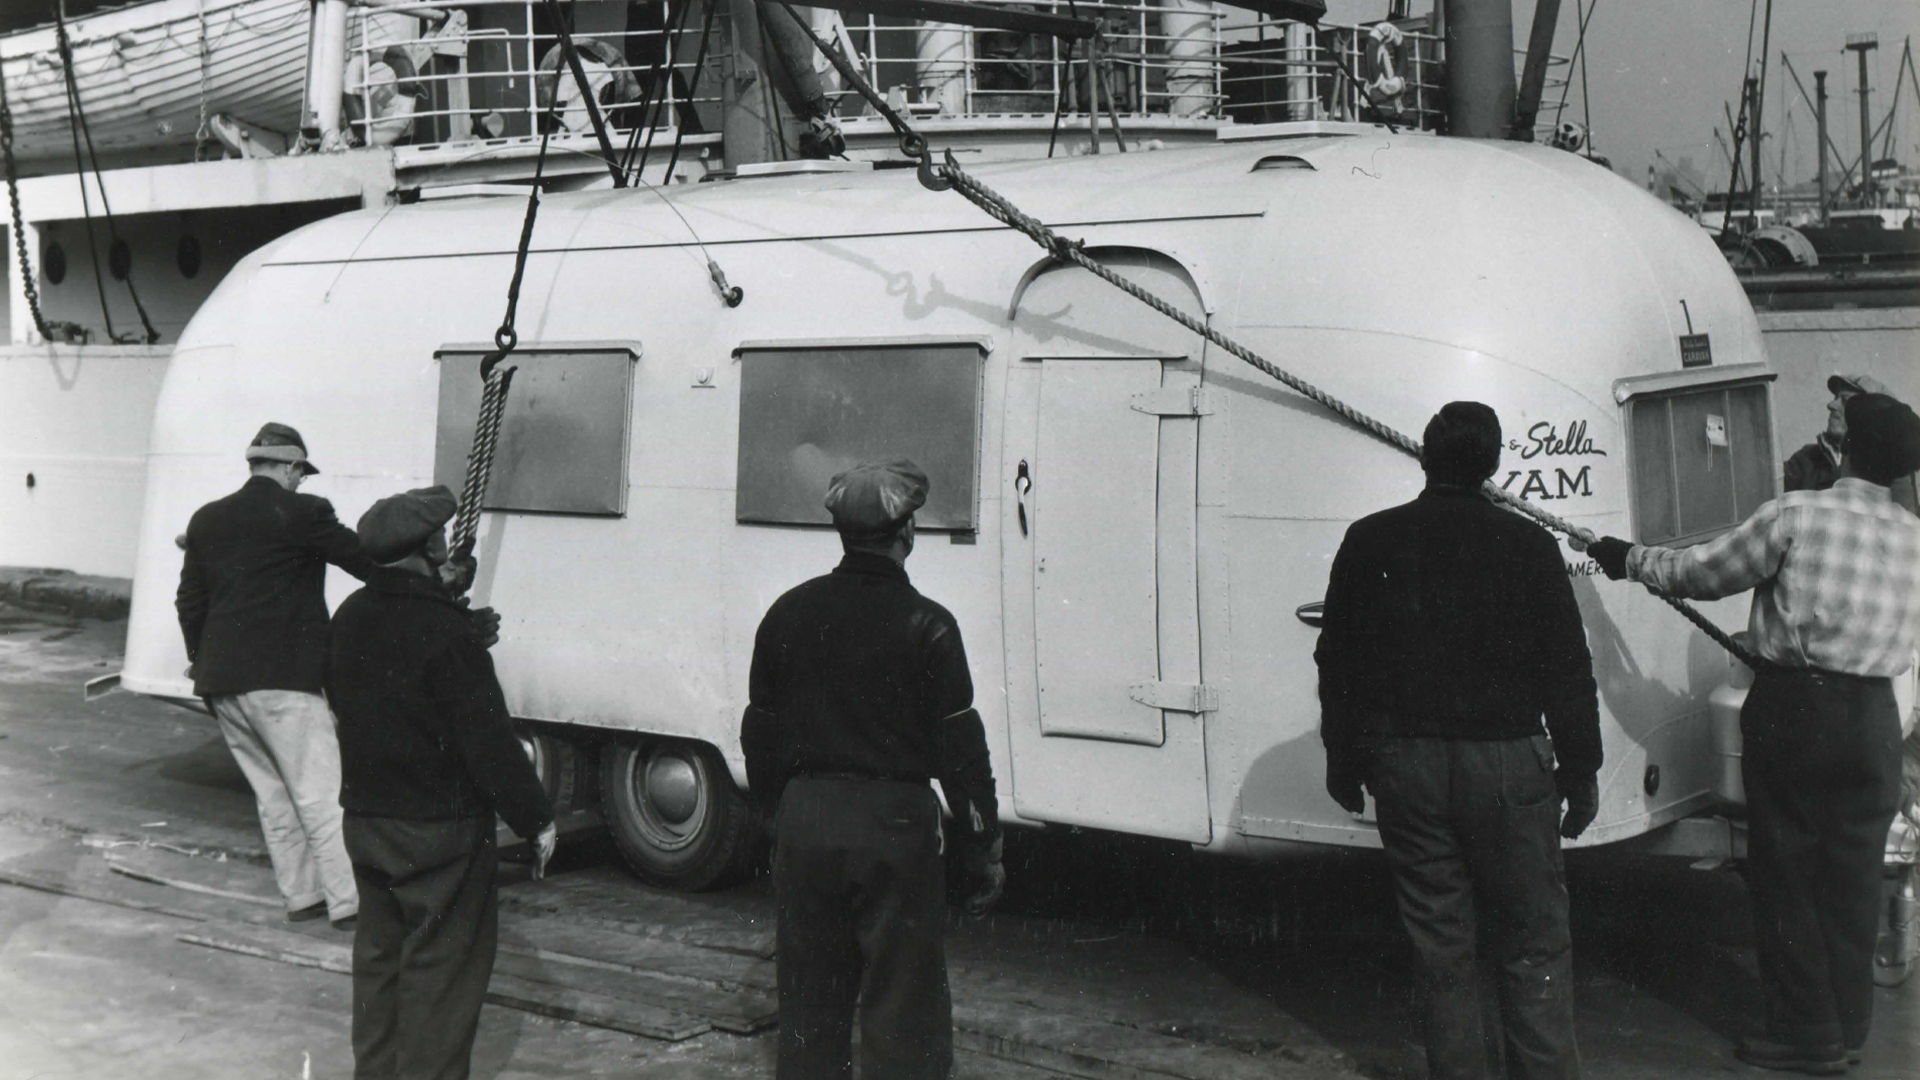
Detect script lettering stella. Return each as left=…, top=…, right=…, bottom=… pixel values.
left=1513, top=420, right=1607, bottom=460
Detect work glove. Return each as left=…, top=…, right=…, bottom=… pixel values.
left=438, top=554, right=478, bottom=597
left=466, top=606, right=502, bottom=649
left=1556, top=769, right=1599, bottom=840
left=1585, top=536, right=1632, bottom=581
left=1325, top=744, right=1370, bottom=815
left=962, top=835, right=1005, bottom=918
left=532, top=821, right=558, bottom=880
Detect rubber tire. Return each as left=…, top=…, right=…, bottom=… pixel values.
left=599, top=738, right=758, bottom=891
left=516, top=727, right=580, bottom=816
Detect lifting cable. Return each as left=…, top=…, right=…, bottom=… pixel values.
left=52, top=2, right=160, bottom=344
left=449, top=128, right=554, bottom=560
left=0, top=60, right=56, bottom=342
left=775, top=1, right=1765, bottom=672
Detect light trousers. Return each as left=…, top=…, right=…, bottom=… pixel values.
left=210, top=689, right=358, bottom=920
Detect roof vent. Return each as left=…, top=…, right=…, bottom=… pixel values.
left=1251, top=155, right=1314, bottom=172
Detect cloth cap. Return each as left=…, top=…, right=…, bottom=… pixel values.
left=245, top=421, right=319, bottom=475
left=1828, top=373, right=1892, bottom=397
left=1421, top=401, right=1503, bottom=486
left=357, top=486, right=458, bottom=563
left=1842, top=393, right=1920, bottom=481
left=824, top=459, right=929, bottom=537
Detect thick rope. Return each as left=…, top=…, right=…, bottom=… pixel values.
left=451, top=367, right=515, bottom=555
left=931, top=152, right=1765, bottom=671
left=449, top=118, right=562, bottom=559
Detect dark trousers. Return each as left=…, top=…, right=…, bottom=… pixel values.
left=774, top=777, right=952, bottom=1080
left=343, top=814, right=499, bottom=1080
left=1370, top=736, right=1580, bottom=1080
left=1741, top=668, right=1903, bottom=1050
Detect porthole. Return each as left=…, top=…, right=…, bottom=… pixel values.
left=177, top=235, right=201, bottom=278
left=43, top=241, right=66, bottom=285
left=108, top=238, right=131, bottom=280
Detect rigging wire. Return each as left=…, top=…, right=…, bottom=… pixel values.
left=772, top=6, right=1769, bottom=673
left=619, top=0, right=691, bottom=176
left=52, top=0, right=160, bottom=344
left=1550, top=0, right=1594, bottom=128
left=661, top=0, right=720, bottom=185
left=634, top=0, right=698, bottom=178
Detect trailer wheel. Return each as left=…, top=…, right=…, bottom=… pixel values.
left=517, top=727, right=581, bottom=815
left=600, top=739, right=757, bottom=891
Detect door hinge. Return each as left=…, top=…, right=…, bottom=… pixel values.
left=1128, top=681, right=1220, bottom=713
left=1128, top=386, right=1214, bottom=417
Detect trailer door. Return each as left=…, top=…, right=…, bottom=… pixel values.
left=1001, top=251, right=1211, bottom=844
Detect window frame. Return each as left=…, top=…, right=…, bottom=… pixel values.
left=1614, top=363, right=1780, bottom=548
left=433, top=340, right=641, bottom=517
left=731, top=336, right=992, bottom=533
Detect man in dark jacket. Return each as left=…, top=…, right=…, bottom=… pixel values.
left=176, top=422, right=373, bottom=928
left=1316, top=402, right=1602, bottom=1080
left=741, top=459, right=1003, bottom=1080
left=326, top=486, right=555, bottom=1080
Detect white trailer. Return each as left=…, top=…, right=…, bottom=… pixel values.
left=117, top=123, right=1882, bottom=890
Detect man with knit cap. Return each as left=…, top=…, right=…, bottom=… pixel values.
left=742, top=458, right=1003, bottom=1080
left=1587, top=393, right=1920, bottom=1075
left=326, top=485, right=555, bottom=1080
left=1782, top=373, right=1917, bottom=514
left=1317, top=402, right=1601, bottom=1080
left=176, top=422, right=372, bottom=930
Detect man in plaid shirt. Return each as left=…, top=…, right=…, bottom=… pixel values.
left=1588, top=393, right=1920, bottom=1076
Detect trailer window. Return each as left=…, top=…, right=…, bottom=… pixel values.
left=735, top=341, right=986, bottom=530
left=1626, top=380, right=1775, bottom=547
left=434, top=344, right=638, bottom=516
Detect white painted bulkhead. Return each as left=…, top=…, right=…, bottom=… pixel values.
left=119, top=129, right=1775, bottom=854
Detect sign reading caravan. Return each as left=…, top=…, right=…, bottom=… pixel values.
left=121, top=125, right=1782, bottom=890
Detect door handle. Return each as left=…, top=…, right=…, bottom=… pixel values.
left=1015, top=460, right=1031, bottom=537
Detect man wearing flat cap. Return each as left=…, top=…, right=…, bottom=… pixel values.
left=1588, top=393, right=1920, bottom=1075
left=326, top=485, right=556, bottom=1080
left=176, top=422, right=373, bottom=929
left=741, top=458, right=1004, bottom=1080
left=1783, top=373, right=1918, bottom=515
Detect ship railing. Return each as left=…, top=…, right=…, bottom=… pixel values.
left=1213, top=16, right=1445, bottom=131
left=820, top=0, right=1225, bottom=122
left=342, top=1, right=723, bottom=149
left=340, top=3, right=1475, bottom=148
left=339, top=0, right=1248, bottom=152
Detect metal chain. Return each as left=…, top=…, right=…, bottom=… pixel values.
left=194, top=0, right=212, bottom=161
left=0, top=62, right=54, bottom=341
left=932, top=151, right=1766, bottom=672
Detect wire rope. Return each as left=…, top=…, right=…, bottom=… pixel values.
left=53, top=1, right=160, bottom=344
left=773, top=13, right=1766, bottom=671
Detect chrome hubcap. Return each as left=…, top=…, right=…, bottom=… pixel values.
left=645, top=755, right=700, bottom=824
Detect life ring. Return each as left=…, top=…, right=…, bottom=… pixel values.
left=536, top=37, right=643, bottom=133
left=343, top=47, right=428, bottom=147
left=1363, top=22, right=1407, bottom=114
